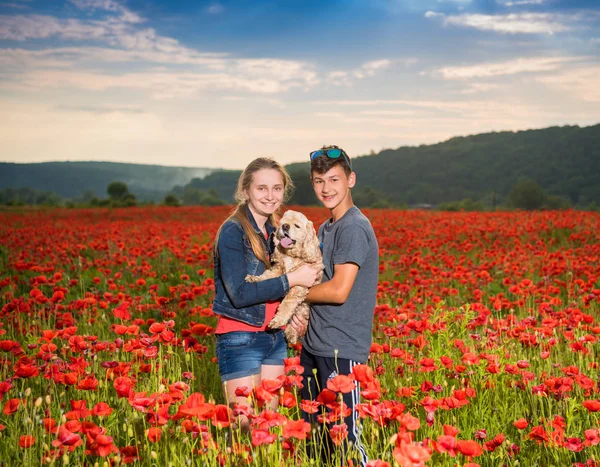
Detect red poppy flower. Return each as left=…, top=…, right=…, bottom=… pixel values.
left=76, top=374, right=99, bottom=391
left=120, top=446, right=140, bottom=464
left=300, top=399, right=320, bottom=414
left=457, top=440, right=483, bottom=457
left=19, top=435, right=35, bottom=448
left=366, top=461, right=389, bottom=467
left=191, top=323, right=213, bottom=336
left=91, top=402, right=113, bottom=417
left=327, top=374, right=356, bottom=394
left=329, top=423, right=348, bottom=446
left=528, top=425, right=549, bottom=444
left=52, top=426, right=83, bottom=451
left=210, top=404, right=231, bottom=429
left=3, top=398, right=23, bottom=416
left=393, top=440, right=431, bottom=467
left=282, top=419, right=311, bottom=440
left=582, top=400, right=600, bottom=412
left=434, top=435, right=458, bottom=457
left=251, top=429, right=276, bottom=447
left=261, top=378, right=284, bottom=393
left=147, top=427, right=162, bottom=443
left=88, top=433, right=119, bottom=457
left=513, top=418, right=528, bottom=429
left=352, top=364, right=376, bottom=385
left=279, top=390, right=297, bottom=408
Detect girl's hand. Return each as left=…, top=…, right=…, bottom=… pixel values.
left=288, top=264, right=320, bottom=288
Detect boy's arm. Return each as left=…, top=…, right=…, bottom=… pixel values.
left=305, top=262, right=359, bottom=305
left=289, top=262, right=358, bottom=334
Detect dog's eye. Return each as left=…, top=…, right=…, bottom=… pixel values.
left=294, top=224, right=300, bottom=229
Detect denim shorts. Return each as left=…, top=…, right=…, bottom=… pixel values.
left=215, top=330, right=287, bottom=382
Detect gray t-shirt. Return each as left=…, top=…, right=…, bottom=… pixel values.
left=303, top=206, right=379, bottom=363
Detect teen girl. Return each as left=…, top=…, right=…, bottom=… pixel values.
left=212, top=157, right=319, bottom=427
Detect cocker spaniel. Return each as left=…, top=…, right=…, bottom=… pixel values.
left=246, top=210, right=323, bottom=344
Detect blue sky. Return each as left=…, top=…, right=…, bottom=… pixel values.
left=0, top=0, right=598, bottom=169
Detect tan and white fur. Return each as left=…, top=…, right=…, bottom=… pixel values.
left=246, top=210, right=323, bottom=344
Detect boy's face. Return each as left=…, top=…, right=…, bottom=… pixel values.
left=311, top=164, right=356, bottom=211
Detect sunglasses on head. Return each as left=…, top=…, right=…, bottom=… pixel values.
left=309, top=148, right=352, bottom=168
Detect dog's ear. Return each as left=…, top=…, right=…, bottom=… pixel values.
left=302, top=220, right=321, bottom=262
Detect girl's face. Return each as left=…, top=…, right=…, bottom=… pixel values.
left=244, top=169, right=285, bottom=220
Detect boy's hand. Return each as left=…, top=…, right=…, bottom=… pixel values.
left=289, top=314, right=308, bottom=335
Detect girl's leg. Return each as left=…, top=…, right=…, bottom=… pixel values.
left=223, top=373, right=262, bottom=431
left=261, top=364, right=285, bottom=410
left=261, top=330, right=288, bottom=410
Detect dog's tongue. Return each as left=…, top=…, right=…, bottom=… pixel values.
left=280, top=237, right=294, bottom=248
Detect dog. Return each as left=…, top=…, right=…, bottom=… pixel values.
left=246, top=210, right=323, bottom=344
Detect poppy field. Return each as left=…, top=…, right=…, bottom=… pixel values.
left=1, top=206, right=600, bottom=467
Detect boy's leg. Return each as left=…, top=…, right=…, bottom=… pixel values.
left=301, top=348, right=327, bottom=461
left=300, top=349, right=369, bottom=466
left=337, top=358, right=369, bottom=467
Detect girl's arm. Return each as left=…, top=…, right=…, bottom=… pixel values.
left=218, top=223, right=289, bottom=308
left=218, top=224, right=319, bottom=308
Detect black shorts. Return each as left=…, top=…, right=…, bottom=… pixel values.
left=300, top=347, right=369, bottom=467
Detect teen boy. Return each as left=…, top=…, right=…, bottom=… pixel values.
left=292, top=145, right=379, bottom=467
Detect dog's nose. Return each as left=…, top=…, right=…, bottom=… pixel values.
left=281, top=223, right=289, bottom=232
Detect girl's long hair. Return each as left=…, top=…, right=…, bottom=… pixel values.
left=214, top=158, right=294, bottom=268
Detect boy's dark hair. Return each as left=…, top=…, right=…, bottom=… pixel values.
left=310, top=144, right=352, bottom=177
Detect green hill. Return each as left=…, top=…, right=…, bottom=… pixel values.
left=0, top=161, right=214, bottom=201
left=284, top=123, right=600, bottom=206
left=2, top=124, right=599, bottom=207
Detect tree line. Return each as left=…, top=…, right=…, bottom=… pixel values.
left=1, top=123, right=598, bottom=210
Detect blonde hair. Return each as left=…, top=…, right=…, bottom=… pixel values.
left=215, top=158, right=294, bottom=268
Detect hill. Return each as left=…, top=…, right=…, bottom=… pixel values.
left=0, top=161, right=214, bottom=201
left=1, top=124, right=599, bottom=206
left=284, top=123, right=600, bottom=206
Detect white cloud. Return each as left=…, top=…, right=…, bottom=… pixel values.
left=0, top=14, right=110, bottom=40
left=353, top=59, right=392, bottom=79
left=327, top=71, right=352, bottom=87
left=69, top=0, right=142, bottom=23
left=206, top=3, right=224, bottom=15
left=426, top=12, right=573, bottom=35
left=327, top=59, right=393, bottom=86
left=458, top=82, right=500, bottom=94
left=0, top=5, right=319, bottom=97
left=425, top=11, right=444, bottom=19
left=536, top=65, right=600, bottom=102
left=0, top=3, right=30, bottom=9
left=436, top=56, right=583, bottom=79
left=503, top=0, right=546, bottom=6
left=6, top=65, right=318, bottom=98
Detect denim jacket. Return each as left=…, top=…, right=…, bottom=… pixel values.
left=212, top=209, right=290, bottom=326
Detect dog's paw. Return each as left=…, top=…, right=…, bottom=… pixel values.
left=245, top=274, right=260, bottom=282
left=268, top=315, right=287, bottom=329
left=285, top=327, right=299, bottom=345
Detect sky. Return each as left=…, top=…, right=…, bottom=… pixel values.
left=0, top=0, right=599, bottom=169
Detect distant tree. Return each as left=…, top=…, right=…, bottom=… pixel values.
left=122, top=193, right=137, bottom=207
left=182, top=187, right=225, bottom=206
left=287, top=170, right=314, bottom=205
left=107, top=181, right=129, bottom=201
left=353, top=186, right=393, bottom=208
left=164, top=194, right=181, bottom=207
left=439, top=198, right=485, bottom=212
left=544, top=195, right=571, bottom=210
left=0, top=187, right=62, bottom=206
left=507, top=179, right=546, bottom=210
